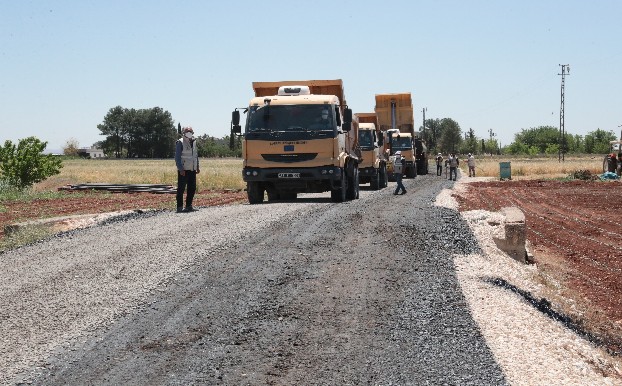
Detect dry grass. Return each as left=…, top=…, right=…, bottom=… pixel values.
left=34, top=158, right=245, bottom=192
left=28, top=155, right=606, bottom=194
left=460, top=155, right=604, bottom=180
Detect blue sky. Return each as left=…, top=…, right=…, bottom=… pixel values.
left=1, top=0, right=621, bottom=152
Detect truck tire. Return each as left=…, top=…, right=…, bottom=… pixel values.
left=407, top=166, right=416, bottom=179
left=370, top=169, right=380, bottom=190
left=380, top=165, right=388, bottom=188
left=247, top=182, right=264, bottom=204
left=331, top=170, right=347, bottom=203
left=346, top=167, right=359, bottom=200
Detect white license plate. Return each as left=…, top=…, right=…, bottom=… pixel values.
left=278, top=173, right=300, bottom=178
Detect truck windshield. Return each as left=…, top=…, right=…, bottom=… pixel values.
left=390, top=136, right=413, bottom=150
left=358, top=130, right=374, bottom=149
left=246, top=105, right=335, bottom=133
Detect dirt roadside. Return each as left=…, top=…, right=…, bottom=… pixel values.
left=453, top=178, right=622, bottom=357
left=0, top=190, right=247, bottom=239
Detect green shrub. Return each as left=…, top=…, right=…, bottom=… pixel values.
left=0, top=137, right=63, bottom=190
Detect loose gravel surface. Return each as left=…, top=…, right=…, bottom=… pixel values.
left=1, top=173, right=621, bottom=385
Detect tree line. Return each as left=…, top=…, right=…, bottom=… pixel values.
left=95, top=106, right=241, bottom=158
left=420, top=119, right=618, bottom=156
left=93, top=105, right=616, bottom=158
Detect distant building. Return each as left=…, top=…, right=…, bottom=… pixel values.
left=77, top=147, right=106, bottom=158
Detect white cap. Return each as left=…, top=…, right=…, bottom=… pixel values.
left=395, top=151, right=401, bottom=155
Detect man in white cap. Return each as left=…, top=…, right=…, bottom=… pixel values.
left=393, top=151, right=407, bottom=195
left=435, top=152, right=443, bottom=176
left=467, top=153, right=476, bottom=177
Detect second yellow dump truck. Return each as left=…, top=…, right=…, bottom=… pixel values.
left=375, top=93, right=417, bottom=179
left=356, top=112, right=387, bottom=190
left=232, top=79, right=361, bottom=204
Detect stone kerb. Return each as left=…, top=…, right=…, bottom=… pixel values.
left=493, top=206, right=528, bottom=263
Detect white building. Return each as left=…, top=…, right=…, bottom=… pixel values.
left=77, top=147, right=106, bottom=158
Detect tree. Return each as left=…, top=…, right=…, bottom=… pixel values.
left=97, top=106, right=125, bottom=158
left=97, top=106, right=177, bottom=158
left=460, top=128, right=478, bottom=154
left=584, top=129, right=616, bottom=154
left=512, top=126, right=559, bottom=153
left=438, top=118, right=462, bottom=153
left=0, top=137, right=63, bottom=190
left=62, top=138, right=80, bottom=156
left=425, top=118, right=442, bottom=151
left=196, top=135, right=242, bottom=157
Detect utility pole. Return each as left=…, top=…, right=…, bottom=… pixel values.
left=558, top=64, right=570, bottom=162
left=422, top=107, right=427, bottom=142
left=488, top=128, right=496, bottom=156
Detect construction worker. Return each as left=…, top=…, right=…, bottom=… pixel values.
left=393, top=151, right=407, bottom=195
left=448, top=153, right=459, bottom=181
left=436, top=153, right=443, bottom=176
left=175, top=126, right=200, bottom=213
left=467, top=153, right=476, bottom=177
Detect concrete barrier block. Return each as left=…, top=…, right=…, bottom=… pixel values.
left=493, top=206, right=527, bottom=263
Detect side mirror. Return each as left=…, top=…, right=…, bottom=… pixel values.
left=377, top=136, right=384, bottom=146
left=343, top=108, right=352, bottom=124
left=341, top=108, right=352, bottom=131
left=232, top=125, right=241, bottom=134
left=232, top=110, right=240, bottom=125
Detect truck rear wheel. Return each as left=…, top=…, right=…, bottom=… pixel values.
left=247, top=182, right=264, bottom=204
left=407, top=166, right=416, bottom=178
left=370, top=169, right=380, bottom=190
left=331, top=170, right=347, bottom=202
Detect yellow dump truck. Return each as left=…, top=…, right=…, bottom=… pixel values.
left=356, top=112, right=387, bottom=190
left=232, top=79, right=361, bottom=204
left=375, top=93, right=417, bottom=178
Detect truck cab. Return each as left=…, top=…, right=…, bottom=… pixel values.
left=356, top=112, right=387, bottom=190
left=385, top=129, right=416, bottom=179
left=374, top=93, right=417, bottom=179
left=232, top=80, right=360, bottom=204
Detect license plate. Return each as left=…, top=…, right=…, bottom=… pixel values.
left=278, top=173, right=300, bottom=178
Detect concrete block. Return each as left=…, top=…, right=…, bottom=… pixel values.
left=493, top=206, right=527, bottom=263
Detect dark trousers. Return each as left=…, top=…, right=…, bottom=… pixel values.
left=394, top=173, right=406, bottom=194
left=449, top=167, right=457, bottom=181
left=436, top=164, right=442, bottom=176
left=177, top=170, right=197, bottom=208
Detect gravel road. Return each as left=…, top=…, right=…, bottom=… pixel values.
left=2, top=174, right=619, bottom=385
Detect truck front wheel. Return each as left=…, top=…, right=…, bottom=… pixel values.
left=346, top=166, right=359, bottom=200
left=380, top=165, right=388, bottom=188
left=247, top=182, right=264, bottom=204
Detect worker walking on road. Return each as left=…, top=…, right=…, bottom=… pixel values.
left=436, top=153, right=443, bottom=176
left=448, top=153, right=459, bottom=181
left=175, top=126, right=200, bottom=213
left=467, top=153, right=476, bottom=177
left=393, top=151, right=407, bottom=195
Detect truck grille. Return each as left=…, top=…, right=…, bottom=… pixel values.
left=261, top=153, right=318, bottom=163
